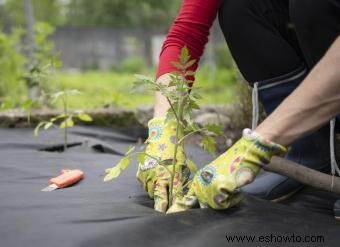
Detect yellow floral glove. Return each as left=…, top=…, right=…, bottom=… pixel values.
left=136, top=117, right=191, bottom=212
left=167, top=128, right=287, bottom=213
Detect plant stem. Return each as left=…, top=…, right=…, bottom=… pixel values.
left=166, top=97, right=180, bottom=122
left=27, top=108, right=31, bottom=125
left=168, top=119, right=180, bottom=207
left=168, top=94, right=187, bottom=207
left=167, top=69, right=191, bottom=208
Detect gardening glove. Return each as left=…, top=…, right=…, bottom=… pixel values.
left=167, top=128, right=287, bottom=213
left=136, top=117, right=192, bottom=213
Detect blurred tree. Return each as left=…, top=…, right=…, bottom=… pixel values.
left=1, top=0, right=65, bottom=28
left=63, top=0, right=181, bottom=30
left=0, top=28, right=26, bottom=100
left=1, top=0, right=181, bottom=30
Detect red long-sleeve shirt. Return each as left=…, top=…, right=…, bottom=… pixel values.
left=156, top=0, right=223, bottom=79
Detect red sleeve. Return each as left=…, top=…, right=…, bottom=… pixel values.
left=156, top=0, right=223, bottom=80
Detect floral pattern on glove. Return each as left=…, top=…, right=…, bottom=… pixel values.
left=136, top=117, right=193, bottom=213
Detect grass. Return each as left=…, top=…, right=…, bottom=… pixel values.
left=54, top=67, right=242, bottom=110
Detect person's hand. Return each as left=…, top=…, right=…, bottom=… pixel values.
left=167, top=128, right=287, bottom=213
left=136, top=117, right=191, bottom=212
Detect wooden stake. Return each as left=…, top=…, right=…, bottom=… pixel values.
left=264, top=156, right=340, bottom=194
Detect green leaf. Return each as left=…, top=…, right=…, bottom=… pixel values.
left=131, top=80, right=148, bottom=93
left=205, top=124, right=223, bottom=136
left=0, top=99, right=14, bottom=110
left=44, top=122, right=53, bottom=130
left=202, top=135, right=217, bottom=157
left=34, top=121, right=48, bottom=136
left=184, top=59, right=196, bottom=69
left=182, top=99, right=196, bottom=125
left=166, top=110, right=176, bottom=122
left=185, top=70, right=196, bottom=76
left=184, top=122, right=200, bottom=133
left=21, top=99, right=33, bottom=109
left=190, top=91, right=202, bottom=100
left=189, top=99, right=200, bottom=110
left=171, top=61, right=184, bottom=70
left=125, top=146, right=135, bottom=156
left=51, top=51, right=62, bottom=68
left=166, top=100, right=179, bottom=122
left=186, top=159, right=199, bottom=173
left=77, top=113, right=93, bottom=122
left=59, top=118, right=74, bottom=128
left=137, top=153, right=146, bottom=164
left=169, top=72, right=181, bottom=80
left=132, top=75, right=156, bottom=93
left=51, top=114, right=66, bottom=122
left=66, top=89, right=81, bottom=96
left=167, top=80, right=177, bottom=87
left=51, top=91, right=65, bottom=101
left=179, top=46, right=190, bottom=64
left=134, top=74, right=155, bottom=84
left=32, top=100, right=40, bottom=109
left=104, top=156, right=131, bottom=182
left=183, top=110, right=192, bottom=127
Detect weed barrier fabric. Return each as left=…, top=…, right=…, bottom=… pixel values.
left=0, top=126, right=339, bottom=247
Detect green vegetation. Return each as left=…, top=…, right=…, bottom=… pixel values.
left=0, top=1, right=243, bottom=111
left=0, top=18, right=242, bottom=111
left=0, top=21, right=61, bottom=109
left=15, top=55, right=241, bottom=111
left=0, top=28, right=26, bottom=101
left=57, top=67, right=240, bottom=110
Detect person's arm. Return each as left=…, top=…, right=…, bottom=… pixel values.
left=154, top=0, right=223, bottom=117
left=154, top=74, right=172, bottom=117
left=256, top=36, right=340, bottom=146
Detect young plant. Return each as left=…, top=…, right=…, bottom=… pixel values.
left=104, top=47, right=223, bottom=207
left=21, top=98, right=41, bottom=124
left=34, top=89, right=93, bottom=151
left=0, top=99, right=14, bottom=110
left=104, top=90, right=128, bottom=108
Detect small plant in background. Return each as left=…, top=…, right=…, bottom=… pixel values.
left=0, top=22, right=62, bottom=109
left=103, top=90, right=128, bottom=108
left=104, top=47, right=223, bottom=207
left=34, top=89, right=93, bottom=151
left=0, top=99, right=15, bottom=110
left=21, top=98, right=41, bottom=124
left=23, top=23, right=62, bottom=97
left=0, top=28, right=27, bottom=103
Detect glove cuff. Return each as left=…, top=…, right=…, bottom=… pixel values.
left=242, top=128, right=287, bottom=157
left=147, top=117, right=166, bottom=127
left=147, top=117, right=182, bottom=140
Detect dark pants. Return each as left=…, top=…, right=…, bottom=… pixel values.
left=218, top=0, right=340, bottom=83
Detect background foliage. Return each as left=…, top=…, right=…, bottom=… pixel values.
left=0, top=0, right=246, bottom=111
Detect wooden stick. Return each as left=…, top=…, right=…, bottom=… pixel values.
left=263, top=156, right=340, bottom=194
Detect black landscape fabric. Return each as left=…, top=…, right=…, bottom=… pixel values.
left=0, top=126, right=339, bottom=247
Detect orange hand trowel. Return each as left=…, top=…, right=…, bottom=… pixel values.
left=41, top=169, right=84, bottom=192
